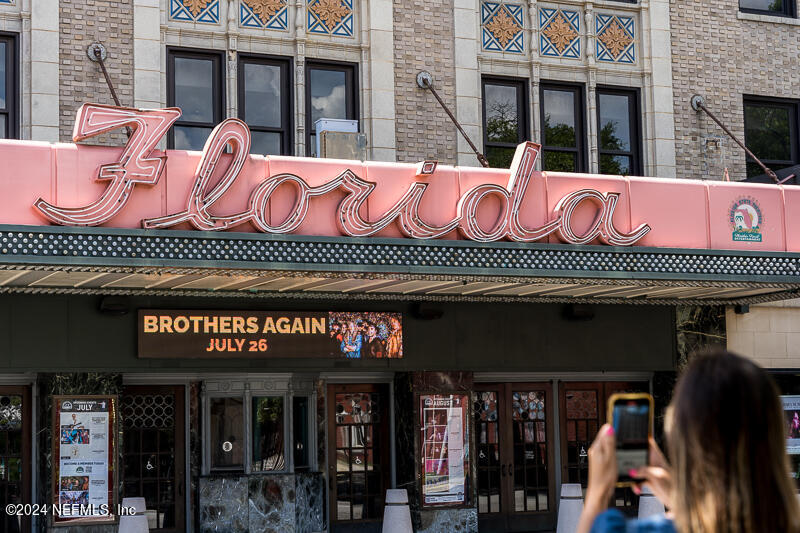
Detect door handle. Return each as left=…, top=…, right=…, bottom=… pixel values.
left=501, top=463, right=507, bottom=477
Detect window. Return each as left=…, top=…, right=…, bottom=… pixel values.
left=596, top=88, right=642, bottom=176
left=305, top=61, right=358, bottom=156
left=540, top=83, right=585, bottom=172
left=204, top=379, right=314, bottom=474
left=167, top=49, right=224, bottom=150
left=238, top=55, right=292, bottom=156
left=740, top=0, right=794, bottom=17
left=743, top=97, right=799, bottom=179
left=482, top=77, right=529, bottom=168
left=0, top=34, right=17, bottom=139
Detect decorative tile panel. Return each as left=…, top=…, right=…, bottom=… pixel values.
left=240, top=0, right=289, bottom=30
left=539, top=8, right=580, bottom=59
left=482, top=2, right=524, bottom=54
left=595, top=14, right=635, bottom=64
left=307, top=0, right=354, bottom=37
left=170, top=0, right=219, bottom=23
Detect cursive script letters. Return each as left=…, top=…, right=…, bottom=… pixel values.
left=34, top=104, right=651, bottom=246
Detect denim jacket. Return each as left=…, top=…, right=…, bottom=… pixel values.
left=591, top=509, right=676, bottom=533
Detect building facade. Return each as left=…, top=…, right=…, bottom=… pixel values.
left=0, top=0, right=799, bottom=533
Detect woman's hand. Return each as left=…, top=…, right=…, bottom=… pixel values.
left=631, top=438, right=673, bottom=509
left=576, top=424, right=618, bottom=533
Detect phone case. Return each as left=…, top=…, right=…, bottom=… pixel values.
left=606, top=392, right=654, bottom=488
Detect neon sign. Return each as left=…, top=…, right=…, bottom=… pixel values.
left=33, top=104, right=650, bottom=246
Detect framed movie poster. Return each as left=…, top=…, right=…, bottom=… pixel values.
left=419, top=394, right=470, bottom=507
left=783, top=395, right=800, bottom=454
left=52, top=395, right=118, bottom=525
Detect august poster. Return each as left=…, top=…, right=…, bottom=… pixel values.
left=54, top=397, right=115, bottom=522
left=420, top=394, right=469, bottom=506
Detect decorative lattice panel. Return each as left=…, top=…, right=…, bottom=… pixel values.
left=122, top=394, right=175, bottom=429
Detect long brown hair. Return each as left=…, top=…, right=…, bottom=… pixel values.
left=667, top=349, right=800, bottom=533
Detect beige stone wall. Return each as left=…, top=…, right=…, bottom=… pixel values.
left=392, top=0, right=458, bottom=164
left=59, top=0, right=133, bottom=145
left=727, top=301, right=800, bottom=368
left=669, top=6, right=800, bottom=181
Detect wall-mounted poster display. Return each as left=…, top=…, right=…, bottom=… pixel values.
left=783, top=395, right=800, bottom=454
left=419, top=394, right=470, bottom=506
left=52, top=396, right=118, bottom=525
left=139, top=310, right=403, bottom=359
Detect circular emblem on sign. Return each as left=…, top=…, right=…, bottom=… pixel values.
left=222, top=441, right=233, bottom=453
left=62, top=401, right=73, bottom=410
left=729, top=196, right=763, bottom=243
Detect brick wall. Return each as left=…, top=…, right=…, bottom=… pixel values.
left=727, top=301, right=800, bottom=368
left=392, top=0, right=458, bottom=164
left=59, top=0, right=133, bottom=145
left=670, top=4, right=800, bottom=181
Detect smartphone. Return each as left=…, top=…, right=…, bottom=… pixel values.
left=607, top=392, right=654, bottom=487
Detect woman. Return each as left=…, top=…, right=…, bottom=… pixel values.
left=340, top=320, right=362, bottom=359
left=578, top=349, right=800, bottom=533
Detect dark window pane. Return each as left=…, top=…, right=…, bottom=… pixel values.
left=0, top=114, right=5, bottom=139
left=0, top=42, right=5, bottom=109
left=293, top=396, right=310, bottom=470
left=310, top=133, right=317, bottom=156
left=485, top=84, right=519, bottom=143
left=244, top=63, right=281, bottom=128
left=740, top=0, right=784, bottom=11
left=174, top=126, right=212, bottom=151
left=486, top=146, right=516, bottom=168
left=543, top=150, right=576, bottom=172
left=599, top=154, right=632, bottom=175
left=251, top=130, right=282, bottom=156
left=543, top=89, right=576, bottom=148
left=252, top=396, right=285, bottom=472
left=310, top=68, right=347, bottom=126
left=174, top=57, right=214, bottom=123
left=598, top=94, right=631, bottom=151
left=745, top=103, right=793, bottom=162
left=210, top=397, right=244, bottom=470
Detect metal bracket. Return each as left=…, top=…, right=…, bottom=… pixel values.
left=86, top=43, right=107, bottom=62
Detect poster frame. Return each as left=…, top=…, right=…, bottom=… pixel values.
left=417, top=392, right=472, bottom=509
left=51, top=394, right=119, bottom=527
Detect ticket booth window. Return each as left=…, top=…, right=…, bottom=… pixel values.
left=251, top=396, right=285, bottom=472
left=209, top=397, right=245, bottom=471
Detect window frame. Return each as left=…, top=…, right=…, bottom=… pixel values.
left=739, top=0, right=795, bottom=18
left=539, top=81, right=587, bottom=173
left=0, top=32, right=19, bottom=140
left=595, top=86, right=643, bottom=176
left=166, top=47, right=225, bottom=150
left=481, top=76, right=529, bottom=168
left=201, top=378, right=316, bottom=475
left=304, top=60, right=359, bottom=156
left=743, top=95, right=800, bottom=178
left=237, top=54, right=293, bottom=156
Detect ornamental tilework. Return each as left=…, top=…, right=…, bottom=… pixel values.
left=170, top=0, right=220, bottom=23
left=595, top=14, right=635, bottom=64
left=482, top=2, right=524, bottom=54
left=307, top=0, right=354, bottom=37
left=539, top=8, right=580, bottom=59
left=240, top=0, right=289, bottom=29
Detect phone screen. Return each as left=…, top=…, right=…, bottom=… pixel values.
left=612, top=398, right=650, bottom=481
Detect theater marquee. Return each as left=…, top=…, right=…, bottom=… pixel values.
left=138, top=310, right=403, bottom=359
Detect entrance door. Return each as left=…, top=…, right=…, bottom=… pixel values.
left=559, top=381, right=649, bottom=513
left=328, top=384, right=390, bottom=533
left=121, top=385, right=185, bottom=533
left=475, top=383, right=555, bottom=532
left=0, top=386, right=30, bottom=533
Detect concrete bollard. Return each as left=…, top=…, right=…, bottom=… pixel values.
left=118, top=497, right=149, bottom=533
left=382, top=488, right=413, bottom=533
left=556, top=483, right=584, bottom=533
left=637, top=486, right=665, bottom=519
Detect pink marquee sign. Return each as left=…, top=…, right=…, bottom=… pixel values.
left=0, top=103, right=798, bottom=252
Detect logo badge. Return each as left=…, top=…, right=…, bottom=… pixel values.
left=729, top=197, right=763, bottom=242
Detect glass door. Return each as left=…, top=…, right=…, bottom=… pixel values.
left=328, top=384, right=390, bottom=533
left=121, top=385, right=186, bottom=532
left=0, top=386, right=30, bottom=533
left=559, top=381, right=649, bottom=515
left=476, top=383, right=555, bottom=532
